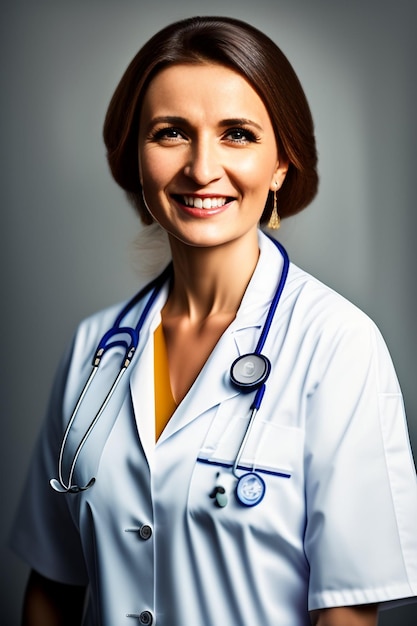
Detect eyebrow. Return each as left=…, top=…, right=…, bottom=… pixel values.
left=220, top=118, right=264, bottom=132
left=146, top=116, right=264, bottom=132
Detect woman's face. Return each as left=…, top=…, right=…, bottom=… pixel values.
left=138, top=63, right=287, bottom=249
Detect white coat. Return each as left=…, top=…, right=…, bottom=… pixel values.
left=10, top=231, right=417, bottom=625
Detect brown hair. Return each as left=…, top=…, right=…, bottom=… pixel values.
left=103, top=16, right=318, bottom=224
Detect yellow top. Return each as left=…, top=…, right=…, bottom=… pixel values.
left=154, top=323, right=177, bottom=441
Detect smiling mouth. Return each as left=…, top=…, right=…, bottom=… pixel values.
left=173, top=195, right=232, bottom=209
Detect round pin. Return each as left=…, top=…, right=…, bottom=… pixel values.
left=236, top=472, right=265, bottom=506
left=209, top=484, right=228, bottom=508
left=230, top=353, right=271, bottom=392
left=215, top=490, right=228, bottom=508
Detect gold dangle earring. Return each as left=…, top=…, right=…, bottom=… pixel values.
left=268, top=183, right=280, bottom=230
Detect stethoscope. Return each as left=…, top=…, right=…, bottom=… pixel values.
left=50, top=236, right=289, bottom=508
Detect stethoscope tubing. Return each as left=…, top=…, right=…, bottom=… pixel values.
left=51, top=265, right=172, bottom=492
left=254, top=238, right=289, bottom=355
left=51, top=236, right=289, bottom=494
left=232, top=384, right=266, bottom=477
left=230, top=237, right=288, bottom=477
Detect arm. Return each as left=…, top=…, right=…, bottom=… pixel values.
left=310, top=604, right=378, bottom=626
left=22, top=569, right=86, bottom=626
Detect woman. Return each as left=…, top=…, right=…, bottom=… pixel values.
left=11, top=16, right=417, bottom=626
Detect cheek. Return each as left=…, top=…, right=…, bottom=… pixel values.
left=140, top=146, right=173, bottom=183
left=232, top=152, right=276, bottom=191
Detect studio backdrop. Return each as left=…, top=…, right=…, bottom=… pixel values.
left=1, top=1, right=416, bottom=624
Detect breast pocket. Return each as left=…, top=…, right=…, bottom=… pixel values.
left=187, top=397, right=305, bottom=527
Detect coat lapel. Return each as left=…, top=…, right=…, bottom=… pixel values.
left=130, top=232, right=286, bottom=456
left=128, top=285, right=168, bottom=466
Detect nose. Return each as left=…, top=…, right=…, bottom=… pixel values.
left=183, top=136, right=223, bottom=185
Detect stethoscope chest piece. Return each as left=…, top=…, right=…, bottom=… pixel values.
left=236, top=472, right=266, bottom=507
left=230, top=353, right=271, bottom=392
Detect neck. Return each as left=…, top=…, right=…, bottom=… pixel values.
left=165, top=230, right=260, bottom=322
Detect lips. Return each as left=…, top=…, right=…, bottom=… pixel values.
left=173, top=195, right=233, bottom=210
left=184, top=195, right=227, bottom=209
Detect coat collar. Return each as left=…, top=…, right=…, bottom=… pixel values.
left=129, top=231, right=286, bottom=459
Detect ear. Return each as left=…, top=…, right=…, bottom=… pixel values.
left=270, top=159, right=289, bottom=191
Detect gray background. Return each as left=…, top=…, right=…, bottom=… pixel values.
left=2, top=0, right=416, bottom=623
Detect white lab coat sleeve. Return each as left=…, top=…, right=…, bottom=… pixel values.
left=304, top=311, right=417, bottom=610
left=9, top=335, right=89, bottom=586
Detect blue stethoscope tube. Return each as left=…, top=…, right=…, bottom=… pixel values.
left=50, top=265, right=172, bottom=493
left=225, top=238, right=288, bottom=506
left=50, top=237, right=289, bottom=498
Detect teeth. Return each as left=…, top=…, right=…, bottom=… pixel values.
left=183, top=196, right=227, bottom=209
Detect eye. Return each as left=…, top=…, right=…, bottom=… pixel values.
left=225, top=127, right=259, bottom=144
left=150, top=126, right=187, bottom=142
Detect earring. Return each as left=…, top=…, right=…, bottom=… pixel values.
left=268, top=184, right=280, bottom=230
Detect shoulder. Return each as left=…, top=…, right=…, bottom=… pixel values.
left=260, top=231, right=373, bottom=328
left=258, top=231, right=381, bottom=350
left=283, top=261, right=391, bottom=374
left=283, top=262, right=401, bottom=391
left=285, top=261, right=376, bottom=336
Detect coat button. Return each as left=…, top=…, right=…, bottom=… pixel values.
left=139, top=525, right=152, bottom=540
left=139, top=610, right=153, bottom=624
